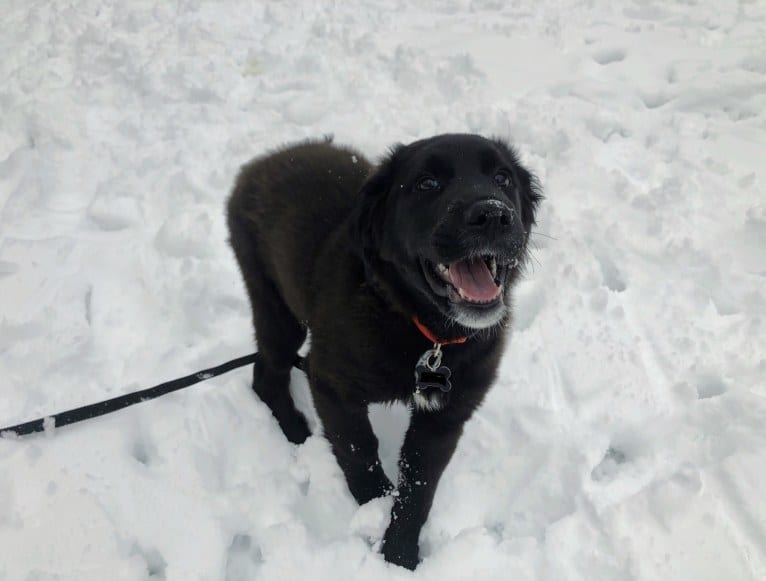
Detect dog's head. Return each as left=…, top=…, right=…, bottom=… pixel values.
left=352, top=133, right=542, bottom=331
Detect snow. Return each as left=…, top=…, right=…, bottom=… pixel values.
left=1, top=0, right=765, bottom=579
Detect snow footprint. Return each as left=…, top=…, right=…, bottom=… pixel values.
left=595, top=252, right=626, bottom=293
left=0, top=260, right=19, bottom=278
left=592, top=48, right=626, bottom=65
left=130, top=432, right=159, bottom=467
left=225, top=533, right=263, bottom=581
left=695, top=375, right=728, bottom=400
left=131, top=544, right=167, bottom=579
left=640, top=91, right=674, bottom=109
left=591, top=447, right=628, bottom=482
left=155, top=207, right=215, bottom=259
left=87, top=179, right=143, bottom=231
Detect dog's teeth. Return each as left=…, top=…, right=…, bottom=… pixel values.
left=489, top=257, right=497, bottom=278
left=436, top=263, right=450, bottom=282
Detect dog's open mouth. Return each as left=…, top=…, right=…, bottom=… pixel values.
left=421, top=255, right=517, bottom=306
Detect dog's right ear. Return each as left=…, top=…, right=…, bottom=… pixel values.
left=349, top=144, right=404, bottom=261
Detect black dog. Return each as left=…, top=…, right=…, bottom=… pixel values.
left=226, top=134, right=541, bottom=569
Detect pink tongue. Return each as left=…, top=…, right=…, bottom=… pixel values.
left=448, top=257, right=500, bottom=302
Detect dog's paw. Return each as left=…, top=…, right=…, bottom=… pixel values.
left=381, top=532, right=419, bottom=570
left=348, top=460, right=394, bottom=506
left=279, top=412, right=311, bottom=444
left=350, top=474, right=394, bottom=505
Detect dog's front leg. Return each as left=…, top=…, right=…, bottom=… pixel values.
left=312, top=381, right=393, bottom=504
left=382, top=411, right=466, bottom=569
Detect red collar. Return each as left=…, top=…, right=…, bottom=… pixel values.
left=412, top=316, right=468, bottom=346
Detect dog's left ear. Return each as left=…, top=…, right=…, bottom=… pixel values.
left=349, top=144, right=404, bottom=262
left=515, top=164, right=543, bottom=228
left=493, top=138, right=543, bottom=227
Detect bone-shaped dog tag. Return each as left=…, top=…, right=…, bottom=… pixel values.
left=414, top=346, right=453, bottom=393
left=414, top=364, right=452, bottom=393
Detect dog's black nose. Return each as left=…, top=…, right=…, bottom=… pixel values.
left=465, top=199, right=514, bottom=229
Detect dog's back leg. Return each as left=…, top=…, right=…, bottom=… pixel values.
left=227, top=213, right=311, bottom=444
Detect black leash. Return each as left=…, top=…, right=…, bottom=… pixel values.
left=1, top=352, right=305, bottom=438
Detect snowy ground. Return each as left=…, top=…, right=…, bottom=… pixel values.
left=1, top=0, right=765, bottom=579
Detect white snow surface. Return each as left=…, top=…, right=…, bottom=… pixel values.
left=1, top=1, right=765, bottom=579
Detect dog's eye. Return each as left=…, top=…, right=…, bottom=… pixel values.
left=417, top=177, right=440, bottom=191
left=494, top=172, right=512, bottom=188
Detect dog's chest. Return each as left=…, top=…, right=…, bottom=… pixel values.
left=364, top=340, right=475, bottom=410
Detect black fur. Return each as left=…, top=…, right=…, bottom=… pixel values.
left=227, top=134, right=541, bottom=569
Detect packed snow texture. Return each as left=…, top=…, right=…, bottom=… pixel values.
left=1, top=1, right=765, bottom=579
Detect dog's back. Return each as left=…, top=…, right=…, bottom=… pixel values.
left=227, top=140, right=371, bottom=321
